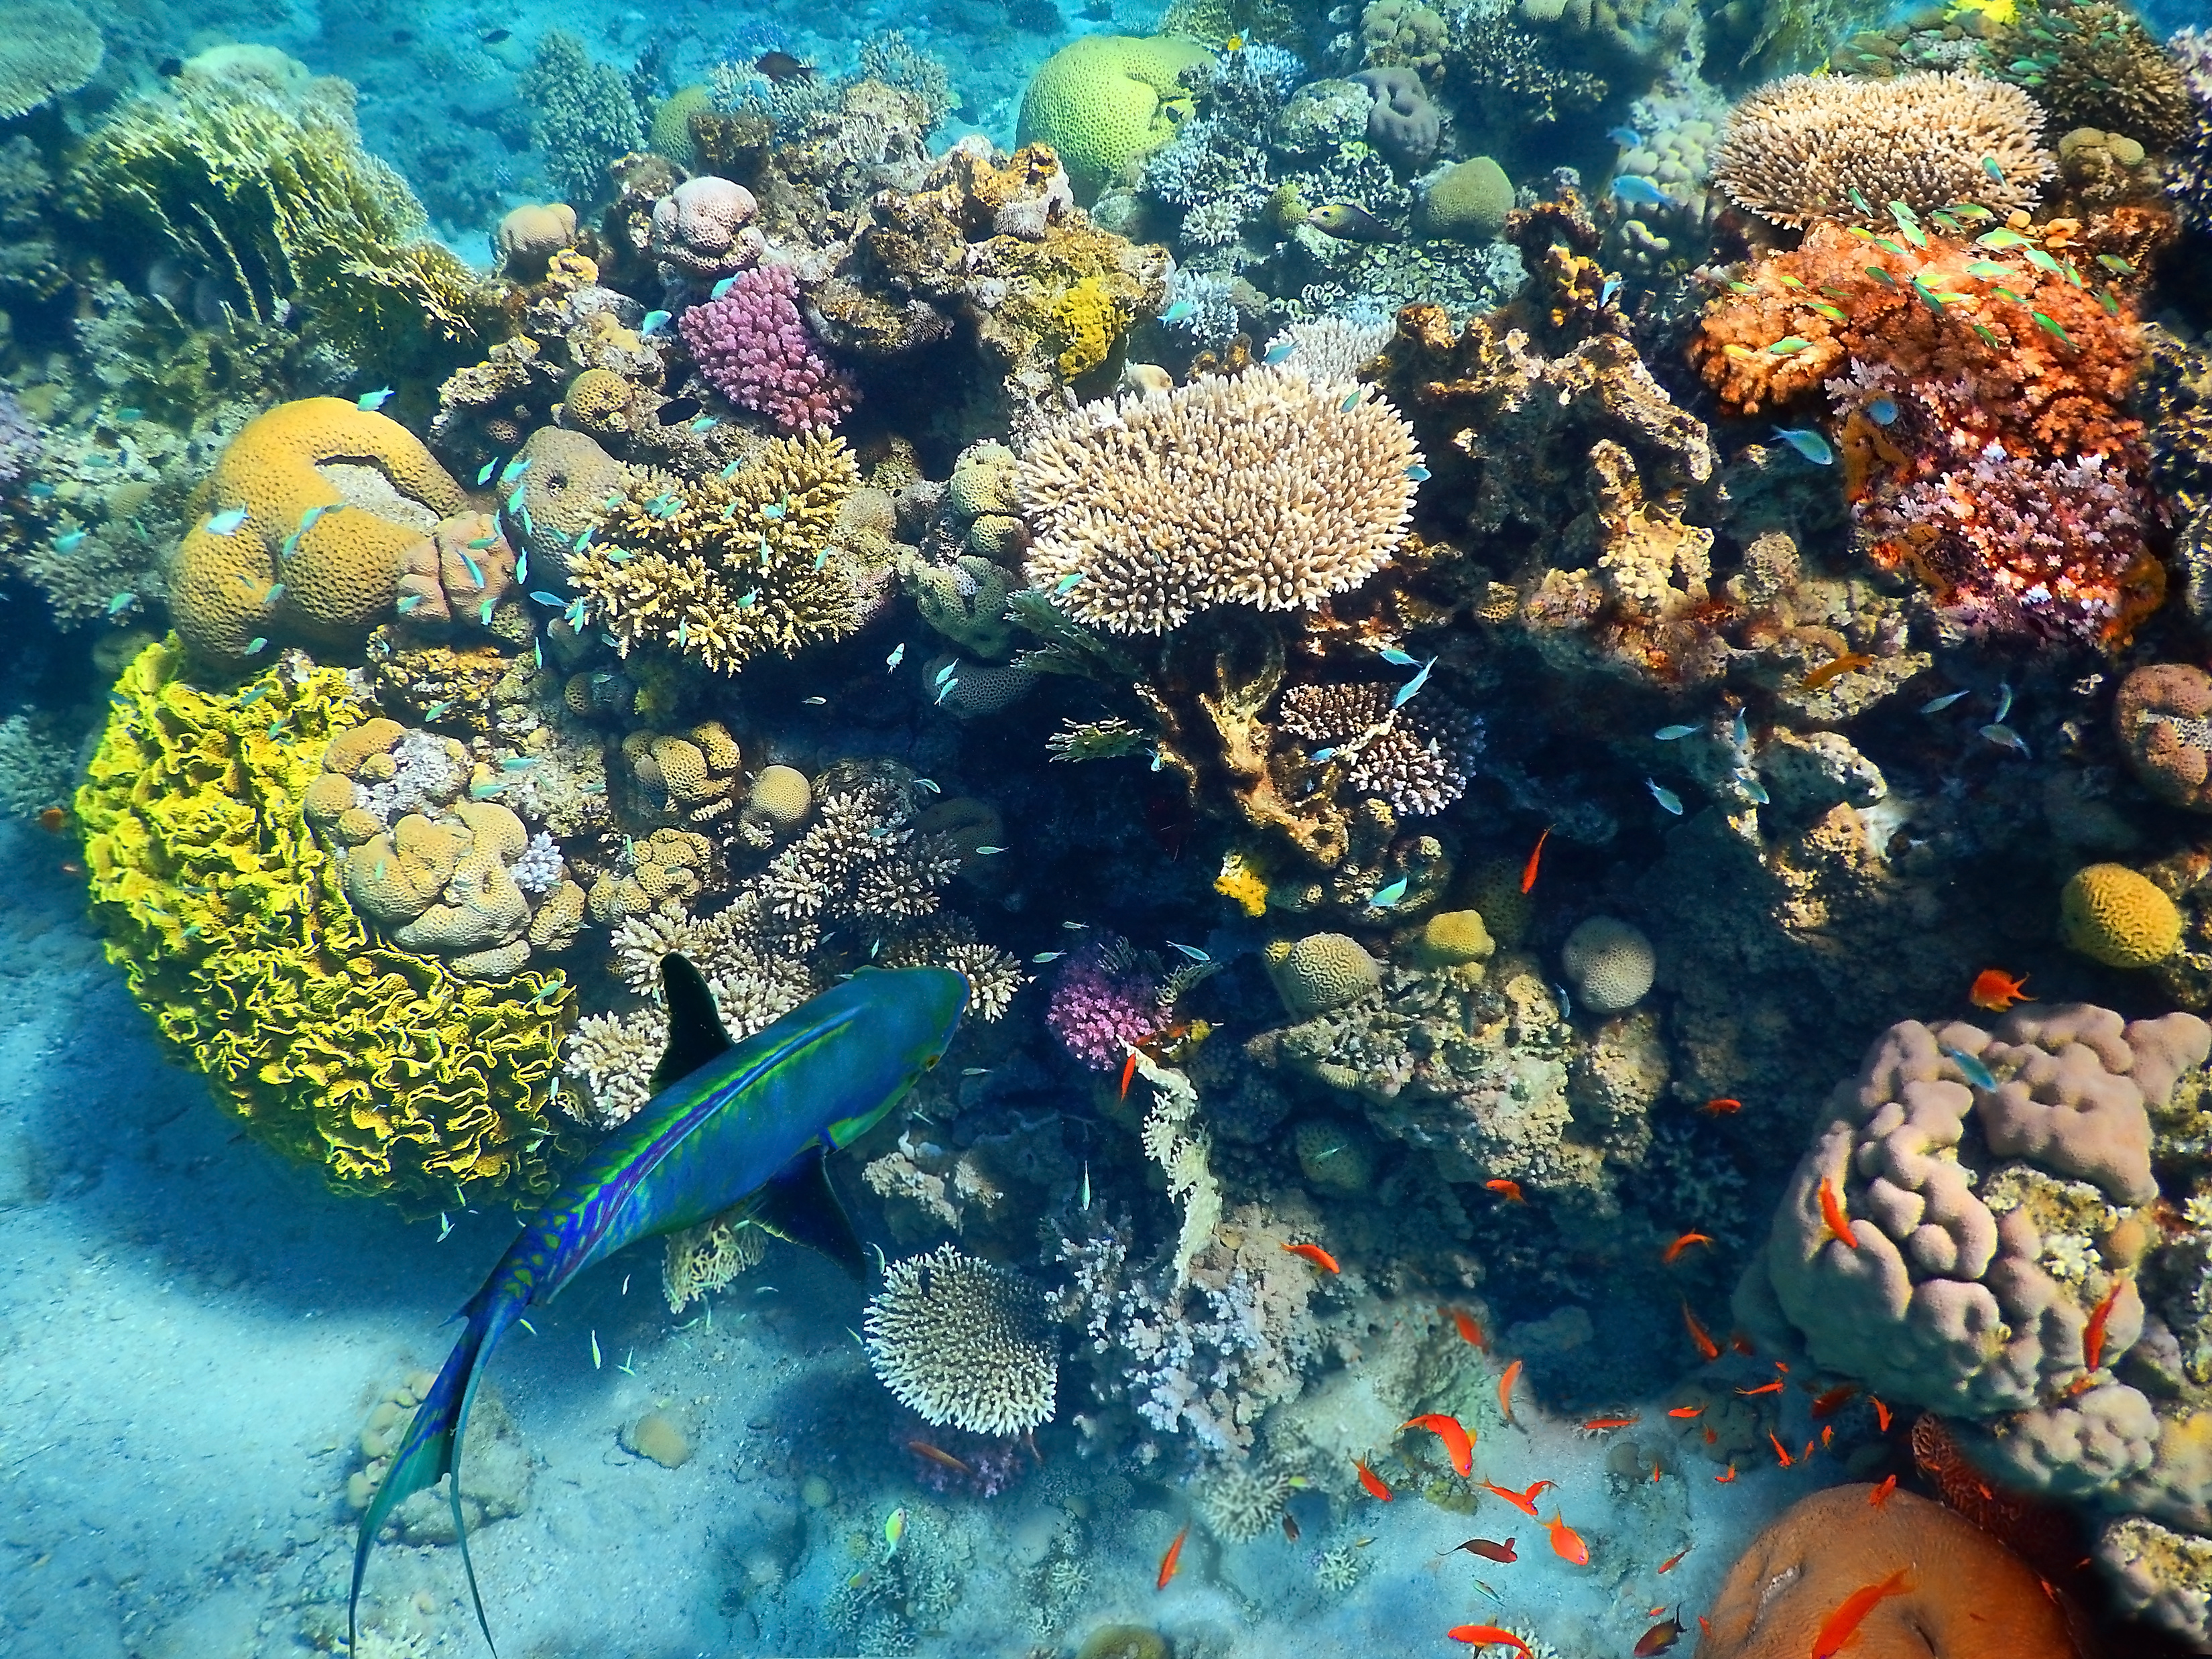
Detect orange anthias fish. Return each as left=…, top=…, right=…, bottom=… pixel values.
left=1581, top=1415, right=1641, bottom=1432
left=1521, top=826, right=1551, bottom=894
left=1441, top=1536, right=1518, bottom=1563
left=1282, top=1241, right=1341, bottom=1274
left=1657, top=1543, right=1693, bottom=1573
left=1800, top=651, right=1876, bottom=692
left=1449, top=1306, right=1489, bottom=1350
left=1969, top=968, right=2034, bottom=1012
left=1818, top=1178, right=1859, bottom=1249
left=1737, top=1381, right=1784, bottom=1396
left=1485, top=1178, right=1526, bottom=1203
left=1701, top=1097, right=1743, bottom=1115
left=1498, top=1358, right=1524, bottom=1421
left=1662, top=1232, right=1714, bottom=1264
left=1354, top=1457, right=1394, bottom=1501
left=1403, top=1414, right=1475, bottom=1477
left=1769, top=1432, right=1795, bottom=1467
left=1667, top=1406, right=1703, bottom=1419
left=907, top=1439, right=973, bottom=1475
left=1809, top=1382, right=1861, bottom=1419
left=1682, top=1302, right=1721, bottom=1363
left=1811, top=1568, right=1914, bottom=1659
left=1447, top=1627, right=1533, bottom=1656
left=1544, top=1511, right=1589, bottom=1566
left=1869, top=1474, right=1898, bottom=1508
left=1158, top=1524, right=1189, bottom=1591
left=1119, top=1049, right=1142, bottom=1101
left=1479, top=1477, right=1556, bottom=1516
left=1714, top=1463, right=1737, bottom=1483
left=1871, top=1396, right=1892, bottom=1432
left=2083, top=1276, right=2128, bottom=1374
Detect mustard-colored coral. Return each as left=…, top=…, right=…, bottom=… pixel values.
left=1014, top=34, right=1214, bottom=201
left=1050, top=275, right=1131, bottom=381
left=570, top=431, right=864, bottom=674
left=1215, top=851, right=1270, bottom=918
left=170, top=397, right=465, bottom=664
left=76, top=639, right=572, bottom=1211
left=1418, top=909, right=1495, bottom=967
left=2061, top=863, right=2183, bottom=969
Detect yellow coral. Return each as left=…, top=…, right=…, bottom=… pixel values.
left=1215, top=851, right=1270, bottom=918
left=2061, top=863, right=2182, bottom=968
left=170, top=397, right=465, bottom=664
left=1269, top=932, right=1383, bottom=1017
left=1015, top=34, right=1214, bottom=201
left=77, top=639, right=572, bottom=1211
left=560, top=367, right=635, bottom=436
left=747, top=764, right=814, bottom=828
left=1050, top=275, right=1131, bottom=381
left=1418, top=908, right=1495, bottom=966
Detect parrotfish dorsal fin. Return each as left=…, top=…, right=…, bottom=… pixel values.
left=653, top=952, right=735, bottom=1094
left=752, top=1145, right=869, bottom=1280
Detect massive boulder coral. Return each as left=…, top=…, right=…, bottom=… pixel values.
left=1014, top=34, right=1213, bottom=200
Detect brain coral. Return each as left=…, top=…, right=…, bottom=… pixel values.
left=2061, top=863, right=2182, bottom=968
left=2115, top=664, right=2212, bottom=813
left=1420, top=156, right=1514, bottom=242
left=170, top=398, right=466, bottom=664
left=1562, top=916, right=1656, bottom=1012
left=1269, top=933, right=1384, bottom=1018
left=863, top=1242, right=1058, bottom=1436
left=1015, top=34, right=1214, bottom=202
left=1018, top=367, right=1421, bottom=635
left=77, top=639, right=571, bottom=1211
left=1710, top=72, right=2052, bottom=229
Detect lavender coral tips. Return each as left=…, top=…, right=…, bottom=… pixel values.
left=677, top=265, right=855, bottom=435
left=1046, top=937, right=1164, bottom=1070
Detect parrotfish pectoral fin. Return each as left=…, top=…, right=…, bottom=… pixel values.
left=652, top=953, right=735, bottom=1093
left=751, top=1145, right=870, bottom=1280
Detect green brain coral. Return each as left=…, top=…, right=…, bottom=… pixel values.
left=78, top=639, right=574, bottom=1211
left=1016, top=34, right=1213, bottom=202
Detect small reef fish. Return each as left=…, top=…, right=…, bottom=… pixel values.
left=1580, top=1414, right=1640, bottom=1432
left=1769, top=1432, right=1795, bottom=1467
left=1801, top=652, right=1876, bottom=692
left=1969, top=968, right=2033, bottom=1012
left=1736, top=1381, right=1784, bottom=1396
left=885, top=642, right=906, bottom=670
left=1920, top=689, right=1970, bottom=713
left=1764, top=336, right=1812, bottom=356
left=1657, top=1544, right=1693, bottom=1573
left=1262, top=340, right=1296, bottom=365
left=1605, top=125, right=1641, bottom=147
left=1701, top=1097, right=1741, bottom=1114
left=1307, top=202, right=1401, bottom=242
left=1160, top=298, right=1196, bottom=324
left=349, top=960, right=969, bottom=1655
left=1449, top=1306, right=1487, bottom=1349
left=1645, top=778, right=1684, bottom=815
left=754, top=50, right=814, bottom=80
left=1810, top=1383, right=1861, bottom=1418
left=2083, top=1276, right=2128, bottom=1375
left=1544, top=1512, right=1589, bottom=1566
left=1773, top=426, right=1834, bottom=465
left=883, top=1508, right=906, bottom=1552
left=1484, top=1178, right=1525, bottom=1203
left=1667, top=1406, right=1703, bottom=1419
left=1157, top=1524, right=1189, bottom=1589
left=1401, top=1414, right=1475, bottom=1477
left=1447, top=1628, right=1533, bottom=1657
left=204, top=507, right=249, bottom=536
left=1980, top=722, right=2031, bottom=757
left=1282, top=1241, right=1341, bottom=1274
left=1653, top=724, right=1697, bottom=741
left=1682, top=1301, right=1721, bottom=1362
left=1366, top=876, right=1410, bottom=910
left=656, top=397, right=703, bottom=426
left=1662, top=1232, right=1713, bottom=1264
left=54, top=528, right=85, bottom=552
left=1392, top=656, right=1436, bottom=708
left=1942, top=1043, right=1999, bottom=1091
left=1479, top=1478, right=1552, bottom=1516
left=1353, top=1457, right=1394, bottom=1500
left=1812, top=1569, right=1914, bottom=1659
left=357, top=387, right=394, bottom=412
left=908, top=1440, right=973, bottom=1475
left=1869, top=1474, right=1898, bottom=1507
left=1442, top=1536, right=1516, bottom=1563
left=1610, top=174, right=1668, bottom=206
left=1281, top=1511, right=1299, bottom=1542
left=1497, top=1359, right=1525, bottom=1423
left=639, top=310, right=672, bottom=336
left=1634, top=1611, right=1686, bottom=1655
left=1166, top=940, right=1211, bottom=961
left=1520, top=827, right=1550, bottom=894
left=1818, top=1179, right=1859, bottom=1249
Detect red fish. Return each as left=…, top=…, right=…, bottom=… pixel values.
left=1479, top=1478, right=1556, bottom=1516
left=1634, top=1611, right=1685, bottom=1656
left=1769, top=1432, right=1794, bottom=1468
left=1869, top=1475, right=1897, bottom=1508
left=1282, top=1241, right=1341, bottom=1274
left=1119, top=1050, right=1141, bottom=1100
left=2083, top=1276, right=2128, bottom=1374
left=1581, top=1415, right=1640, bottom=1432
left=1682, top=1302, right=1720, bottom=1363
left=1158, top=1524, right=1188, bottom=1590
left=1871, top=1396, right=1892, bottom=1432
left=1662, top=1232, right=1713, bottom=1264
left=1485, top=1178, right=1526, bottom=1203
left=1498, top=1358, right=1524, bottom=1422
left=1737, top=1381, right=1784, bottom=1396
left=1449, top=1306, right=1488, bottom=1350
left=1521, top=826, right=1551, bottom=894
left=1657, top=1544, right=1693, bottom=1573
left=1441, top=1536, right=1517, bottom=1563
left=1402, top=1414, right=1475, bottom=1477
left=1809, top=1382, right=1860, bottom=1419
left=1544, top=1511, right=1589, bottom=1566
left=906, top=1440, right=973, bottom=1476
left=1714, top=1464, right=1737, bottom=1483
left=1447, top=1627, right=1532, bottom=1656
left=1969, top=967, right=2034, bottom=1012
left=1818, top=1178, right=1859, bottom=1249
left=1354, top=1457, right=1393, bottom=1501
left=1701, top=1097, right=1742, bottom=1115
left=1811, top=1568, right=1913, bottom=1659
left=1667, top=1406, right=1703, bottom=1419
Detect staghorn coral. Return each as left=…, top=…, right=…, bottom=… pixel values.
left=1018, top=367, right=1420, bottom=635
left=1276, top=680, right=1481, bottom=818
left=520, top=31, right=643, bottom=207
left=864, top=1242, right=1058, bottom=1436
left=571, top=430, right=863, bottom=674
left=1709, top=72, right=2052, bottom=229
left=78, top=641, right=570, bottom=1211
left=1047, top=936, right=1169, bottom=1071
left=677, top=263, right=855, bottom=434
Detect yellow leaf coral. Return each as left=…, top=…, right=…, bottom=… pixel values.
left=76, top=639, right=572, bottom=1211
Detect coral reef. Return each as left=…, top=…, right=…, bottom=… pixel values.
left=864, top=1242, right=1058, bottom=1436
left=0, top=0, right=100, bottom=121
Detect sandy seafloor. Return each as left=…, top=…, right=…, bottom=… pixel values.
left=0, top=812, right=1841, bottom=1659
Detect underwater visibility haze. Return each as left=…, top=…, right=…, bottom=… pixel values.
left=15, top=0, right=2212, bottom=1653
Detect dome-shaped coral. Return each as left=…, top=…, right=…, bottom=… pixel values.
left=1270, top=932, right=1384, bottom=1018
left=1015, top=34, right=1214, bottom=202
left=1418, top=908, right=1495, bottom=967
left=2061, top=863, right=2181, bottom=968
left=2115, top=663, right=2212, bottom=813
left=495, top=202, right=576, bottom=278
left=863, top=1243, right=1057, bottom=1436
left=560, top=367, right=637, bottom=438
left=746, top=765, right=813, bottom=829
left=1562, top=916, right=1655, bottom=1011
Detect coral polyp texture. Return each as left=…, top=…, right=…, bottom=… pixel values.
left=863, top=1242, right=1058, bottom=1436
left=1017, top=367, right=1421, bottom=634
left=676, top=263, right=855, bottom=434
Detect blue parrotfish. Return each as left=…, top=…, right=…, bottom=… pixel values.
left=349, top=958, right=969, bottom=1655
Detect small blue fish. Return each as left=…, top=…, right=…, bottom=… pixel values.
left=1774, top=426, right=1834, bottom=466
left=499, top=755, right=538, bottom=771
left=711, top=275, right=737, bottom=300
left=1366, top=876, right=1409, bottom=910
left=1867, top=396, right=1898, bottom=426
left=1166, top=941, right=1209, bottom=961
left=932, top=676, right=957, bottom=704
left=1654, top=723, right=1697, bottom=741
left=1311, top=747, right=1337, bottom=762
left=1605, top=125, right=1640, bottom=147
left=1611, top=174, right=1667, bottom=206
left=529, top=591, right=564, bottom=607
left=1391, top=656, right=1436, bottom=709
left=357, top=387, right=394, bottom=412
left=1404, top=463, right=1430, bottom=482
left=477, top=460, right=499, bottom=486
left=973, top=845, right=1005, bottom=856
left=1732, top=706, right=1749, bottom=747
left=205, top=507, right=249, bottom=536
left=243, top=636, right=267, bottom=654
left=886, top=643, right=906, bottom=671
left=1981, top=156, right=2006, bottom=184
left=117, top=408, right=142, bottom=422
left=1554, top=982, right=1573, bottom=1020
left=423, top=700, right=452, bottom=722
left=1981, top=723, right=2030, bottom=758
left=1263, top=341, right=1295, bottom=365
left=564, top=597, right=589, bottom=633
left=1600, top=275, right=1622, bottom=308
left=54, top=528, right=85, bottom=552
left=1052, top=571, right=1085, bottom=596
left=267, top=582, right=286, bottom=605
left=1161, top=299, right=1196, bottom=324
left=1943, top=1043, right=1998, bottom=1091
left=1377, top=647, right=1416, bottom=666
left=460, top=550, right=487, bottom=589
left=1339, top=389, right=1363, bottom=413
left=1992, top=682, right=2014, bottom=725
left=1740, top=776, right=1769, bottom=806
left=26, top=482, right=54, bottom=499
left=478, top=598, right=496, bottom=625
left=1847, top=187, right=1873, bottom=217
left=397, top=593, right=424, bottom=615
left=280, top=530, right=302, bottom=560
left=1032, top=951, right=1063, bottom=964
left=932, top=660, right=959, bottom=685
left=300, top=504, right=334, bottom=533
left=1920, top=690, right=1969, bottom=714
left=467, top=534, right=499, bottom=550
left=506, top=485, right=527, bottom=517
left=640, top=310, right=672, bottom=336
left=690, top=416, right=718, bottom=433
left=1646, top=777, right=1684, bottom=815
left=515, top=550, right=530, bottom=586
left=501, top=457, right=532, bottom=485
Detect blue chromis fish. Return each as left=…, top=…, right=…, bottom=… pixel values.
left=712, top=275, right=738, bottom=300
left=1605, top=125, right=1641, bottom=147
left=1731, top=705, right=1750, bottom=747
left=1391, top=656, right=1436, bottom=709
left=1646, top=778, right=1684, bottom=815
left=357, top=387, right=395, bottom=412
left=1773, top=426, right=1834, bottom=465
left=54, top=528, right=85, bottom=552
left=1166, top=940, right=1211, bottom=962
left=204, top=507, right=249, bottom=536
left=1367, top=875, right=1409, bottom=910
left=1654, top=724, right=1697, bottom=741
left=349, top=959, right=969, bottom=1656
left=1307, top=202, right=1402, bottom=242
left=1867, top=396, right=1898, bottom=425
left=1160, top=298, right=1196, bottom=324
left=1942, top=1042, right=1998, bottom=1091
left=1920, top=689, right=1969, bottom=714
left=1981, top=723, right=2030, bottom=758
left=1610, top=174, right=1667, bottom=206
left=885, top=642, right=906, bottom=671
left=639, top=309, right=672, bottom=336
left=1377, top=646, right=1416, bottom=666
left=1263, top=341, right=1296, bottom=365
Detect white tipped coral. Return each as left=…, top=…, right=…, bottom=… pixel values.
left=863, top=1243, right=1058, bottom=1436
left=1018, top=366, right=1421, bottom=635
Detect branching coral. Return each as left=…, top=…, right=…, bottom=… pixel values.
left=677, top=263, right=855, bottom=433
left=864, top=1242, right=1058, bottom=1436
left=0, top=0, right=100, bottom=121
left=1276, top=680, right=1481, bottom=817
left=519, top=31, right=643, bottom=206
left=1979, top=0, right=2194, bottom=153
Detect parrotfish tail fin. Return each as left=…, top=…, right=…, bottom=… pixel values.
left=349, top=1290, right=521, bottom=1658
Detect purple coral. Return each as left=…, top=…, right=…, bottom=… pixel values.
left=1046, top=937, right=1164, bottom=1071
left=0, top=389, right=38, bottom=489
left=676, top=263, right=855, bottom=435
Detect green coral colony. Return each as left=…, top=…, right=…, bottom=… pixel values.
left=15, top=0, right=2212, bottom=1649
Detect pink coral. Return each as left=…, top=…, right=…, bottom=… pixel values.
left=650, top=176, right=765, bottom=281
left=1046, top=937, right=1164, bottom=1072
left=678, top=264, right=855, bottom=434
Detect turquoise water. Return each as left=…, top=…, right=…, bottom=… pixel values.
left=7, top=0, right=2212, bottom=1655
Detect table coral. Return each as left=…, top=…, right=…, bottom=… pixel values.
left=864, top=1242, right=1058, bottom=1436
left=77, top=639, right=570, bottom=1211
